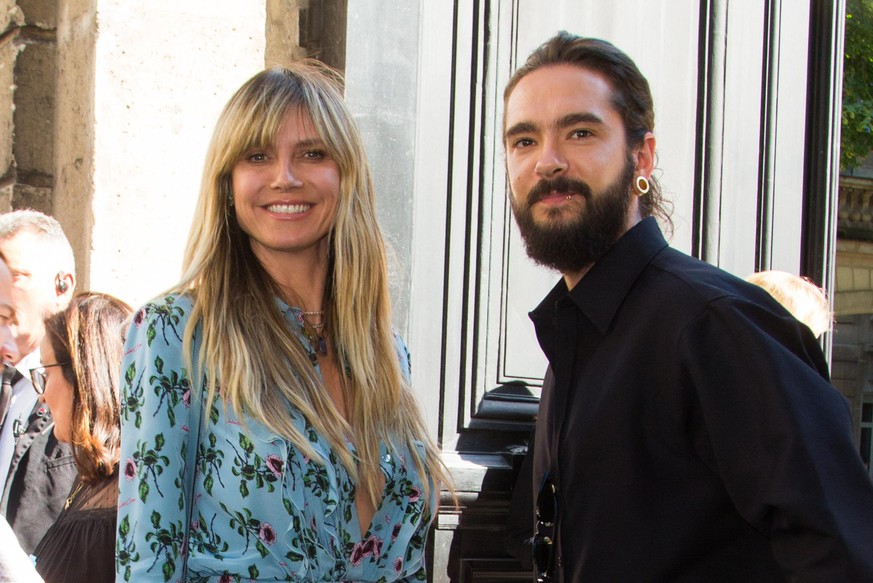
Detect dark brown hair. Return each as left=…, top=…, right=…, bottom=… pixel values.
left=504, top=31, right=671, bottom=225
left=44, top=293, right=132, bottom=482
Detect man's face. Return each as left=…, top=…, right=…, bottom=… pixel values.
left=0, top=260, right=17, bottom=364
left=504, top=64, right=645, bottom=274
left=0, top=230, right=63, bottom=362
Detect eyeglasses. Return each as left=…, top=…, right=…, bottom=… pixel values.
left=533, top=473, right=558, bottom=582
left=29, top=363, right=70, bottom=395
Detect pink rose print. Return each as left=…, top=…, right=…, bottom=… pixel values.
left=391, top=523, right=401, bottom=541
left=408, top=486, right=421, bottom=503
left=266, top=454, right=283, bottom=478
left=133, top=309, right=145, bottom=328
left=123, top=458, right=136, bottom=480
left=394, top=557, right=403, bottom=573
left=351, top=535, right=384, bottom=565
left=182, top=389, right=191, bottom=407
left=259, top=522, right=277, bottom=545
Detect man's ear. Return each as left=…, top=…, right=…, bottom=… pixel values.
left=55, top=272, right=74, bottom=298
left=633, top=132, right=656, bottom=178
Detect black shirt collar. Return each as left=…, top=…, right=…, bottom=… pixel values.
left=530, top=217, right=668, bottom=334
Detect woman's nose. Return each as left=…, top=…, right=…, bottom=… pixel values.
left=271, top=160, right=304, bottom=190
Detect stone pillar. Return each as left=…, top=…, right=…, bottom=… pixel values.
left=0, top=0, right=57, bottom=213
left=54, top=0, right=268, bottom=303
left=0, top=1, right=23, bottom=211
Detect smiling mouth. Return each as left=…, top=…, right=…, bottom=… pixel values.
left=266, top=203, right=312, bottom=214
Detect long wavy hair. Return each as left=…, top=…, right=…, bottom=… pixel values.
left=174, top=61, right=451, bottom=508
left=44, top=293, right=132, bottom=482
left=504, top=31, right=672, bottom=230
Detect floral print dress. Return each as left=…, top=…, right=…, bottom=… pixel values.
left=115, top=295, right=432, bottom=582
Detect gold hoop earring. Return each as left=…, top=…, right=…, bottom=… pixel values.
left=635, top=175, right=650, bottom=196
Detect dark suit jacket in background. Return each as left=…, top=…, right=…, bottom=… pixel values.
left=0, top=401, right=76, bottom=554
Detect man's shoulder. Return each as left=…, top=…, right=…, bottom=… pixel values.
left=646, top=247, right=756, bottom=306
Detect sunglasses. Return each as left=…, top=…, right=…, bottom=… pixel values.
left=533, top=473, right=558, bottom=582
left=29, top=362, right=70, bottom=395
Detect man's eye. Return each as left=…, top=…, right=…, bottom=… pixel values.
left=571, top=129, right=592, bottom=139
left=513, top=138, right=534, bottom=148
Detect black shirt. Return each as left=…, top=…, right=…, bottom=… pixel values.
left=33, top=474, right=117, bottom=583
left=530, top=217, right=873, bottom=582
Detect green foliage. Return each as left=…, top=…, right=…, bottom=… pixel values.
left=843, top=0, right=873, bottom=169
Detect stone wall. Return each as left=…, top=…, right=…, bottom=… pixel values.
left=0, top=0, right=56, bottom=214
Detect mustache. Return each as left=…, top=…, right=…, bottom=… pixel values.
left=526, top=176, right=592, bottom=207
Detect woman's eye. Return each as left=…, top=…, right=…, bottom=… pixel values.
left=244, top=152, right=268, bottom=163
left=303, top=150, right=326, bottom=160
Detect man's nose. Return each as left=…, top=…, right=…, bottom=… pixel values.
left=534, top=140, right=568, bottom=178
left=0, top=331, right=18, bottom=365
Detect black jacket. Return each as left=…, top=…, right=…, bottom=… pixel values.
left=0, top=400, right=76, bottom=554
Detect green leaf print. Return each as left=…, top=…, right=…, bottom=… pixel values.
left=239, top=433, right=254, bottom=453
left=161, top=559, right=175, bottom=582
left=125, top=362, right=136, bottom=384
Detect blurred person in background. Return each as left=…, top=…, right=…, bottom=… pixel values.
left=0, top=210, right=77, bottom=553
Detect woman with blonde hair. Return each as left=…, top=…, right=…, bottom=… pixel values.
left=116, top=61, right=451, bottom=582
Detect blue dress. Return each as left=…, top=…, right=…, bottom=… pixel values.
left=115, top=295, right=432, bottom=582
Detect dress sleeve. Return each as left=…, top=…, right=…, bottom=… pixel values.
left=115, top=295, right=195, bottom=583
left=393, top=332, right=412, bottom=383
left=679, top=296, right=873, bottom=580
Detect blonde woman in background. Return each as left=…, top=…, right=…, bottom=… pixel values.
left=746, top=270, right=832, bottom=338
left=115, top=61, right=451, bottom=582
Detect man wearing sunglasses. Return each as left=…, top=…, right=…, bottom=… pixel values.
left=504, top=32, right=873, bottom=582
left=0, top=210, right=77, bottom=554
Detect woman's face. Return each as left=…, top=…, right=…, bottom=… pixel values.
left=37, top=336, right=74, bottom=443
left=231, top=106, right=341, bottom=272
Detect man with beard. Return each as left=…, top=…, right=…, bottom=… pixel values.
left=504, top=32, right=873, bottom=582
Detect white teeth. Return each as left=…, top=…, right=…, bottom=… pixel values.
left=266, top=203, right=310, bottom=214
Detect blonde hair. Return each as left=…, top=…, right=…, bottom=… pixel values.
left=173, top=62, right=451, bottom=508
left=746, top=270, right=832, bottom=337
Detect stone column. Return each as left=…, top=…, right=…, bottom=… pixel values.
left=1, top=0, right=57, bottom=213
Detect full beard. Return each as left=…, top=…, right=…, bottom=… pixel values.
left=510, top=157, right=636, bottom=274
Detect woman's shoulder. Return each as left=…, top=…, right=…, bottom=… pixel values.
left=134, top=292, right=195, bottom=320
left=392, top=330, right=411, bottom=381
left=128, top=292, right=196, bottom=350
